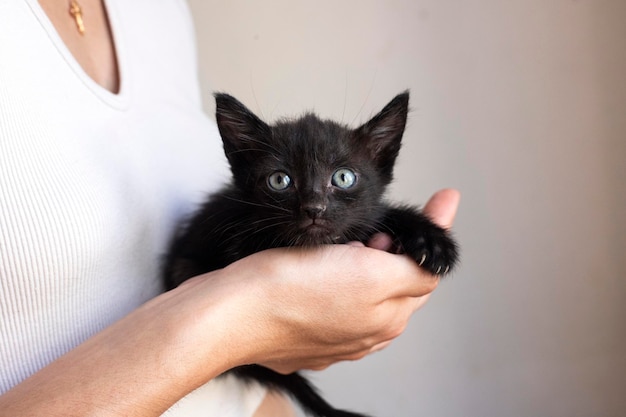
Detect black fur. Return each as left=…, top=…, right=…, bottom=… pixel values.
left=163, top=92, right=458, bottom=417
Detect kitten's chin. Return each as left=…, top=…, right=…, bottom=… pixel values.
left=298, top=220, right=340, bottom=245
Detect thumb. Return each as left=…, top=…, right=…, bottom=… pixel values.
left=422, top=189, right=460, bottom=230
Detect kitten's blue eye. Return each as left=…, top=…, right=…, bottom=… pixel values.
left=331, top=168, right=356, bottom=189
left=268, top=171, right=292, bottom=190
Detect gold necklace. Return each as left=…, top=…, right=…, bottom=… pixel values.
left=69, top=0, right=85, bottom=35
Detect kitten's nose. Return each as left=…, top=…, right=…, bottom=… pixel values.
left=303, top=204, right=326, bottom=219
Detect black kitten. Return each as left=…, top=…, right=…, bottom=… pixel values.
left=164, top=92, right=458, bottom=417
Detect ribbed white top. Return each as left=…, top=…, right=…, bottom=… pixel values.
left=0, top=1, right=265, bottom=414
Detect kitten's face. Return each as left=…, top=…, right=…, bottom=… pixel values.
left=240, top=116, right=388, bottom=245
left=215, top=93, right=409, bottom=245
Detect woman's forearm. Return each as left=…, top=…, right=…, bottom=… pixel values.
left=0, top=276, right=245, bottom=417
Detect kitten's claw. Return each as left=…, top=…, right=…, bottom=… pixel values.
left=398, top=224, right=458, bottom=276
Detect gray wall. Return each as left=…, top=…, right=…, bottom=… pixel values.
left=188, top=1, right=626, bottom=416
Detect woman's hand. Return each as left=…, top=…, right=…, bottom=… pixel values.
left=192, top=188, right=461, bottom=374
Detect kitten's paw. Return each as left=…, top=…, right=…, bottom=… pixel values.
left=404, top=228, right=458, bottom=276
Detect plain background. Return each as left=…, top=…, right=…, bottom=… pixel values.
left=187, top=1, right=626, bottom=416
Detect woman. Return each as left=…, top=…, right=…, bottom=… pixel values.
left=0, top=1, right=459, bottom=415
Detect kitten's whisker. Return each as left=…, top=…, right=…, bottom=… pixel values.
left=200, top=212, right=290, bottom=243
left=221, top=195, right=291, bottom=214
left=341, top=72, right=348, bottom=125
left=249, top=77, right=266, bottom=120
left=227, top=148, right=277, bottom=158
left=350, top=70, right=378, bottom=127
left=218, top=218, right=293, bottom=247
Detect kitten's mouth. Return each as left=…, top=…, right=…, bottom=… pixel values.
left=301, top=219, right=332, bottom=234
left=297, top=219, right=343, bottom=244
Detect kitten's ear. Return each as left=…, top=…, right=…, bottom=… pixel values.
left=354, top=91, right=409, bottom=179
left=214, top=93, right=271, bottom=164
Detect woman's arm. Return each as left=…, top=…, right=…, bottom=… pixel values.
left=0, top=189, right=459, bottom=417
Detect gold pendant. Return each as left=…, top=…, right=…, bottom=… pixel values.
left=69, top=0, right=85, bottom=35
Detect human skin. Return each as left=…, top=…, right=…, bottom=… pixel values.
left=0, top=189, right=459, bottom=417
